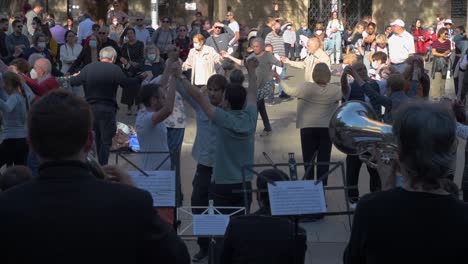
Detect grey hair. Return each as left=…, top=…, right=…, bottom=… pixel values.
left=99, top=47, right=117, bottom=60
left=250, top=38, right=265, bottom=49
left=28, top=53, right=44, bottom=68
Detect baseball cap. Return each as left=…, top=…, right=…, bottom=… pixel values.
left=444, top=19, right=453, bottom=25
left=390, top=19, right=405, bottom=27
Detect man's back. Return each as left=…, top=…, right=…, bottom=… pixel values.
left=0, top=160, right=189, bottom=264
left=70, top=61, right=132, bottom=106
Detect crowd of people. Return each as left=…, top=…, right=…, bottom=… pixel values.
left=0, top=1, right=468, bottom=263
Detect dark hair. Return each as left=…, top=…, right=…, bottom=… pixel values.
left=3, top=71, right=23, bottom=90
left=437, top=27, right=448, bottom=38
left=256, top=169, right=289, bottom=208
left=393, top=101, right=456, bottom=191
left=456, top=26, right=465, bottom=33
left=229, top=70, right=244, bottom=85
left=28, top=90, right=93, bottom=160
left=0, top=18, right=8, bottom=24
left=207, top=74, right=228, bottom=91
left=0, top=166, right=32, bottom=191
left=139, top=84, right=160, bottom=107
left=32, top=16, right=42, bottom=25
left=64, top=30, right=75, bottom=40
left=372, top=51, right=387, bottom=63
left=92, top=23, right=100, bottom=31
left=367, top=22, right=376, bottom=29
left=224, top=84, right=246, bottom=110
left=12, top=19, right=22, bottom=27
left=386, top=73, right=405, bottom=93
left=125, top=27, right=135, bottom=35
left=9, top=58, right=30, bottom=73
left=312, top=63, right=331, bottom=84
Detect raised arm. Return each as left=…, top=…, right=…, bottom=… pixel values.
left=179, top=73, right=216, bottom=119
left=149, top=61, right=178, bottom=126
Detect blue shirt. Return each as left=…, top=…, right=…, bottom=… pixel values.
left=212, top=105, right=257, bottom=184
left=0, top=91, right=27, bottom=139
left=177, top=82, right=217, bottom=167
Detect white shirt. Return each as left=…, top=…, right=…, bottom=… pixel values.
left=60, top=43, right=83, bottom=73
left=135, top=26, right=151, bottom=44
left=283, top=30, right=296, bottom=45
left=135, top=109, right=171, bottom=170
left=77, top=18, right=95, bottom=43
left=228, top=21, right=240, bottom=46
left=388, top=30, right=415, bottom=64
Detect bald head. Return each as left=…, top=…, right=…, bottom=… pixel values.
left=307, top=37, right=321, bottom=54
left=34, top=58, right=51, bottom=79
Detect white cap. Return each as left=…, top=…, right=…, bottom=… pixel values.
left=444, top=19, right=453, bottom=25
left=390, top=19, right=405, bottom=27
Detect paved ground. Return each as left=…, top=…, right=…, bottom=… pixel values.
left=111, top=65, right=467, bottom=263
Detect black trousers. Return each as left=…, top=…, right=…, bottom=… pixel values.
left=0, top=138, right=28, bottom=167
left=300, top=127, right=332, bottom=185
left=190, top=164, right=213, bottom=252
left=257, top=99, right=272, bottom=132
left=91, top=104, right=117, bottom=165
left=346, top=155, right=381, bottom=203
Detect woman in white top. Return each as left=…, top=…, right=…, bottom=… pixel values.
left=326, top=11, right=344, bottom=65
left=282, top=63, right=342, bottom=185
left=60, top=30, right=82, bottom=74
left=182, top=33, right=223, bottom=87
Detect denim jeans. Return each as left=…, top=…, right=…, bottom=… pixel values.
left=166, top=127, right=185, bottom=169
left=91, top=104, right=117, bottom=165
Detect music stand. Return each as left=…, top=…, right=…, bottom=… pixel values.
left=115, top=150, right=181, bottom=229
left=177, top=201, right=245, bottom=264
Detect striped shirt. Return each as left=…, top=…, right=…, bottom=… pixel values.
left=265, top=32, right=286, bottom=57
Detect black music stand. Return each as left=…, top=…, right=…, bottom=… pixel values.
left=114, top=150, right=180, bottom=230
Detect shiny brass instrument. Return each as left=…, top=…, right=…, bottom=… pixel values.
left=329, top=101, right=397, bottom=168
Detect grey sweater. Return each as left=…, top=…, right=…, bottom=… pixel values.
left=205, top=25, right=235, bottom=53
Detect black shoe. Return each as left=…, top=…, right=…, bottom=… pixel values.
left=192, top=249, right=208, bottom=262
left=278, top=92, right=290, bottom=99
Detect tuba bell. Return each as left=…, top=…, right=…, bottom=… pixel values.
left=329, top=101, right=396, bottom=168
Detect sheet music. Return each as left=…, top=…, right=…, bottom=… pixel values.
left=128, top=171, right=176, bottom=207
left=268, top=180, right=327, bottom=216
left=193, top=215, right=230, bottom=236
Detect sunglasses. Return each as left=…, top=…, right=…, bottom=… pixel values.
left=215, top=26, right=222, bottom=29
left=136, top=19, right=143, bottom=21
left=98, top=32, right=107, bottom=35
left=179, top=29, right=186, bottom=32
left=16, top=25, right=23, bottom=28
left=162, top=20, right=170, bottom=23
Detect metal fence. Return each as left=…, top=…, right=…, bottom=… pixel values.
left=308, top=0, right=373, bottom=29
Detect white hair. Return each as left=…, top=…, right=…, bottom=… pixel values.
left=99, top=47, right=117, bottom=60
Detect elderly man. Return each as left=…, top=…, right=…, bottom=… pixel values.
left=69, top=47, right=150, bottom=165
left=282, top=37, right=331, bottom=82
left=388, top=19, right=415, bottom=73
left=25, top=3, right=41, bottom=36
left=22, top=58, right=59, bottom=98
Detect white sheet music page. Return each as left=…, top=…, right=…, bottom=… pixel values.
left=193, top=215, right=230, bottom=236
left=128, top=171, right=176, bottom=207
left=268, top=180, right=327, bottom=216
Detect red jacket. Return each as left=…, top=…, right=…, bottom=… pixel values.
left=413, top=28, right=429, bottom=54
left=23, top=74, right=59, bottom=97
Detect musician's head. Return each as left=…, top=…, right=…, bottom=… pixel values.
left=28, top=90, right=94, bottom=162
left=256, top=169, right=289, bottom=213
left=393, top=101, right=456, bottom=191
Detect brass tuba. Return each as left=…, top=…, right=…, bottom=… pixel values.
left=329, top=101, right=396, bottom=168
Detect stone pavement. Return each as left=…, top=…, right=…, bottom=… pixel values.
left=111, top=66, right=467, bottom=263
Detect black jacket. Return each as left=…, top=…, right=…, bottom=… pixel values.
left=0, top=160, right=190, bottom=264
left=221, top=208, right=307, bottom=264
